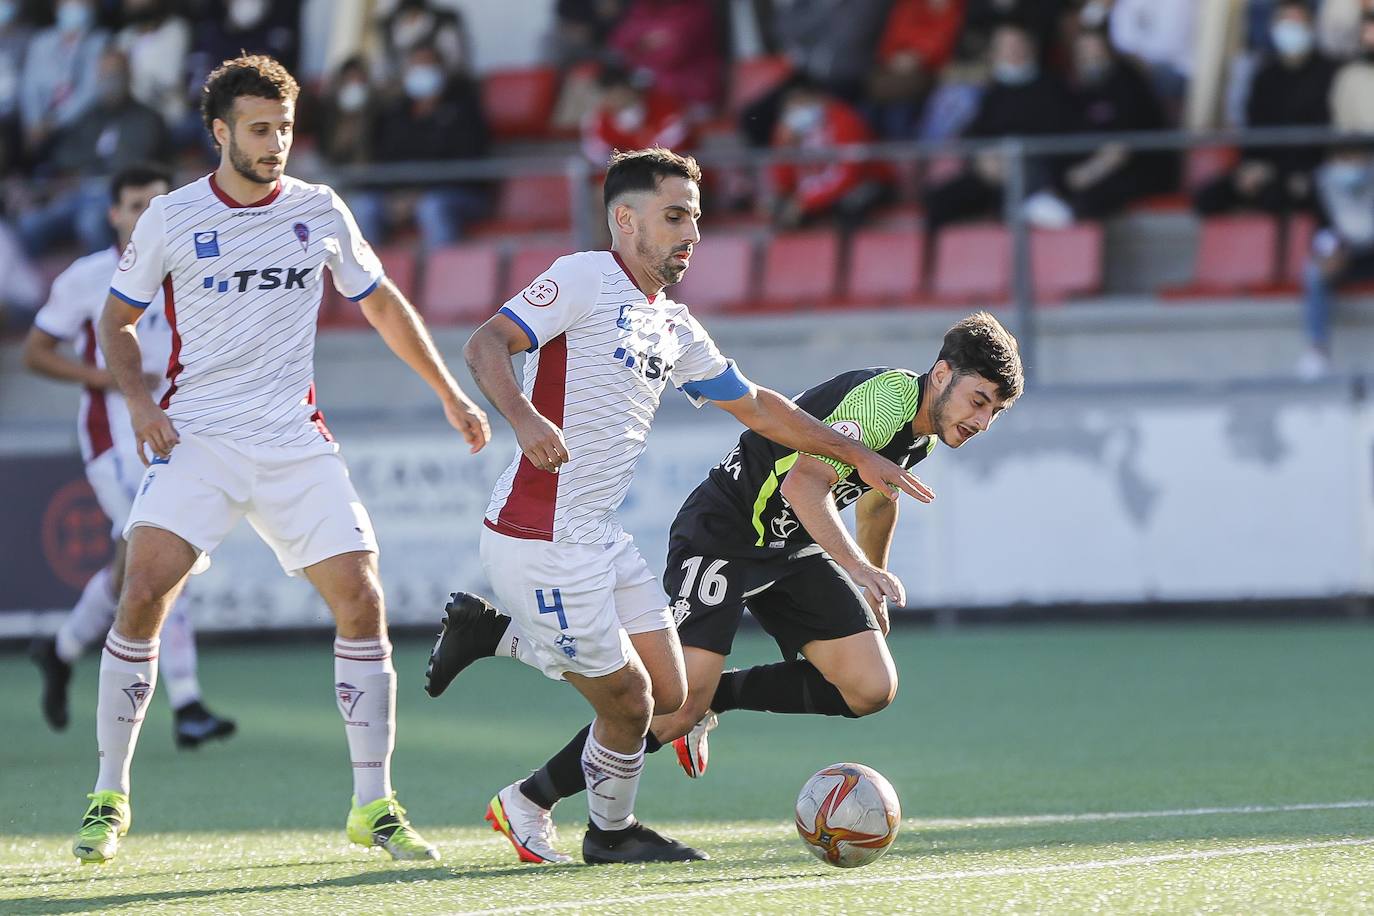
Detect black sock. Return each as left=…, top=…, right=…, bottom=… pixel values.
left=711, top=661, right=857, bottom=718
left=519, top=723, right=665, bottom=809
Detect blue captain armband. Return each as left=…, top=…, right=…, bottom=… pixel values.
left=681, top=361, right=754, bottom=406
left=109, top=287, right=151, bottom=308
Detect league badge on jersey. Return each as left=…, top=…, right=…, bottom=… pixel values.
left=523, top=277, right=559, bottom=307
left=117, top=241, right=136, bottom=271
left=193, top=230, right=220, bottom=258
left=292, top=222, right=310, bottom=252
left=830, top=420, right=863, bottom=441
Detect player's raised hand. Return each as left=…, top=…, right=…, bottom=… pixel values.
left=513, top=411, right=570, bottom=473
left=443, top=392, right=491, bottom=453
left=847, top=563, right=906, bottom=620
left=852, top=452, right=934, bottom=504
left=129, top=400, right=179, bottom=465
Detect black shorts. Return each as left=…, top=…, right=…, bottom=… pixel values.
left=662, top=543, right=879, bottom=660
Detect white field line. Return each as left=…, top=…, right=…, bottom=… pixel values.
left=458, top=836, right=1374, bottom=915
left=911, top=798, right=1374, bottom=829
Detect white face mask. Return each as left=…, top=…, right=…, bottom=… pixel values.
left=782, top=103, right=823, bottom=134
left=1271, top=20, right=1313, bottom=59
left=993, top=62, right=1038, bottom=86
left=1327, top=160, right=1371, bottom=192
left=613, top=103, right=646, bottom=132
left=337, top=81, right=368, bottom=113
left=403, top=64, right=444, bottom=100
left=228, top=0, right=267, bottom=29
left=56, top=1, right=91, bottom=34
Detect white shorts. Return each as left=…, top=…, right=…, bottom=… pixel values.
left=125, top=432, right=378, bottom=575
left=86, top=447, right=143, bottom=537
left=480, top=526, right=673, bottom=681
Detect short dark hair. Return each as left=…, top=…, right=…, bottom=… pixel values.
left=936, top=311, right=1024, bottom=402
left=201, top=54, right=300, bottom=142
left=603, top=147, right=702, bottom=210
left=110, top=162, right=172, bottom=202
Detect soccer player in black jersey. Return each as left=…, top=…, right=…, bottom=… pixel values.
left=428, top=311, right=1021, bottom=859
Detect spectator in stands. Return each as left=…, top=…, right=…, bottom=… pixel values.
left=1058, top=24, right=1176, bottom=220
left=771, top=0, right=889, bottom=102
left=19, top=0, right=108, bottom=159
left=186, top=0, right=301, bottom=102
left=766, top=79, right=897, bottom=231
left=350, top=42, right=490, bottom=250
left=18, top=48, right=167, bottom=255
left=581, top=65, right=692, bottom=165
left=0, top=0, right=34, bottom=176
left=867, top=0, right=967, bottom=140
left=1195, top=1, right=1335, bottom=216
left=608, top=0, right=724, bottom=115
left=958, top=0, right=1066, bottom=65
left=1329, top=12, right=1374, bottom=132
left=377, top=0, right=471, bottom=77
left=548, top=0, right=627, bottom=69
left=1108, top=0, right=1197, bottom=110
left=317, top=56, right=377, bottom=168
left=921, top=22, right=1079, bottom=234
left=115, top=0, right=190, bottom=132
left=1316, top=0, right=1374, bottom=60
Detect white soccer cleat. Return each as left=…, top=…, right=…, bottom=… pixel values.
left=672, top=712, right=718, bottom=779
left=484, top=781, right=573, bottom=864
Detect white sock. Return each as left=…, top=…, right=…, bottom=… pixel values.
left=334, top=635, right=395, bottom=806
left=94, top=630, right=159, bottom=795
left=56, top=567, right=117, bottom=663
left=497, top=619, right=541, bottom=669
left=160, top=607, right=201, bottom=710
left=582, top=723, right=644, bottom=831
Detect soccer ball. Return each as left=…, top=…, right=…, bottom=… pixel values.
left=794, top=762, right=901, bottom=868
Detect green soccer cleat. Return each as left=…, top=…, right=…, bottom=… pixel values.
left=346, top=794, right=440, bottom=861
left=72, top=791, right=131, bottom=864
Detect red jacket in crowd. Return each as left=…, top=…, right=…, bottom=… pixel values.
left=770, top=100, right=896, bottom=216
left=607, top=0, right=723, bottom=110
left=879, top=0, right=966, bottom=72
left=582, top=89, right=693, bottom=164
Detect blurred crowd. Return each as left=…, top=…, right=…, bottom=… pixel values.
left=2, top=0, right=1374, bottom=354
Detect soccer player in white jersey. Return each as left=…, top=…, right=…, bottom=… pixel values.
left=69, top=55, right=491, bottom=865
left=430, top=148, right=934, bottom=864
left=24, top=164, right=235, bottom=749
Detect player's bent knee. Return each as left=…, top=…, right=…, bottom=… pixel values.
left=841, top=675, right=898, bottom=717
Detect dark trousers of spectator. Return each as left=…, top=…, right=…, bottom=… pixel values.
left=1302, top=244, right=1374, bottom=351
left=921, top=171, right=1003, bottom=234
left=1065, top=163, right=1173, bottom=221
left=1193, top=170, right=1314, bottom=215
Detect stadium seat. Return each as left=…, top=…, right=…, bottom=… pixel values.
left=377, top=244, right=419, bottom=303
left=421, top=243, right=504, bottom=325
left=759, top=231, right=840, bottom=310
left=507, top=242, right=576, bottom=299
left=481, top=67, right=560, bottom=139
left=320, top=244, right=418, bottom=329
left=932, top=223, right=1010, bottom=303
left=1030, top=223, right=1104, bottom=303
left=1185, top=145, right=1240, bottom=190
left=672, top=234, right=757, bottom=313
left=472, top=175, right=574, bottom=236
left=1168, top=214, right=1280, bottom=295
left=843, top=228, right=924, bottom=305
left=728, top=55, right=794, bottom=115
left=1283, top=212, right=1317, bottom=287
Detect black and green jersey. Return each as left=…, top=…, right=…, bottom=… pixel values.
left=671, top=367, right=936, bottom=559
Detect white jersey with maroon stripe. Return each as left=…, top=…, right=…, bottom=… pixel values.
left=109, top=174, right=383, bottom=452
left=33, top=246, right=170, bottom=464
left=485, top=250, right=738, bottom=545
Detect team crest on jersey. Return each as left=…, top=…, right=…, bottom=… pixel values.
left=292, top=222, right=310, bottom=252
left=122, top=680, right=152, bottom=713
left=830, top=420, right=863, bottom=441
left=523, top=278, right=559, bottom=307
left=193, top=231, right=220, bottom=258
left=554, top=633, right=578, bottom=659
left=117, top=241, right=137, bottom=271
left=335, top=681, right=364, bottom=718
left=671, top=598, right=692, bottom=627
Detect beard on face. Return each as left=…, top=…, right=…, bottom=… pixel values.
left=634, top=232, right=687, bottom=287
left=228, top=133, right=280, bottom=185
left=930, top=377, right=960, bottom=446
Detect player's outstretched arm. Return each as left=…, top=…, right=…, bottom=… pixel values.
left=463, top=314, right=569, bottom=473
left=22, top=326, right=115, bottom=389
left=359, top=278, right=489, bottom=453
left=98, top=293, right=177, bottom=464
left=714, top=386, right=935, bottom=505
left=781, top=456, right=905, bottom=632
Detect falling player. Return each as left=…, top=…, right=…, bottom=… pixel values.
left=429, top=147, right=935, bottom=864
left=69, top=55, right=490, bottom=865
left=24, top=163, right=236, bottom=750
left=430, top=313, right=1022, bottom=860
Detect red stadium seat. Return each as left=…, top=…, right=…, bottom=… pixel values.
left=672, top=234, right=757, bottom=313
left=1185, top=145, right=1240, bottom=191
left=319, top=244, right=418, bottom=329
left=377, top=244, right=419, bottom=302
left=1030, top=223, right=1104, bottom=302
left=843, top=228, right=924, bottom=305
left=1283, top=212, right=1317, bottom=287
left=759, top=231, right=840, bottom=309
left=472, top=175, right=573, bottom=236
left=507, top=242, right=576, bottom=299
left=1170, top=214, right=1280, bottom=295
left=481, top=67, right=560, bottom=139
left=728, top=55, right=794, bottom=115
left=421, top=243, right=504, bottom=325
left=932, top=223, right=1010, bottom=303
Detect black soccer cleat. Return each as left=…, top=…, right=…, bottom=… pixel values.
left=424, top=592, right=511, bottom=698
left=582, top=821, right=709, bottom=865
left=29, top=637, right=72, bottom=732
left=173, top=700, right=237, bottom=749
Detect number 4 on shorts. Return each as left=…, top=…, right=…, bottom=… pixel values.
left=536, top=588, right=568, bottom=629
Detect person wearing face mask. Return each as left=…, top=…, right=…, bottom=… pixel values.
left=581, top=65, right=691, bottom=166
left=18, top=0, right=108, bottom=158
left=1194, top=0, right=1335, bottom=217
left=1058, top=26, right=1176, bottom=220
left=114, top=0, right=191, bottom=129
left=185, top=0, right=302, bottom=101
left=380, top=0, right=471, bottom=78
left=348, top=42, right=490, bottom=250
left=921, top=21, right=1079, bottom=237
left=319, top=56, right=377, bottom=168
left=767, top=80, right=897, bottom=230
left=866, top=0, right=967, bottom=140
left=18, top=48, right=168, bottom=256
